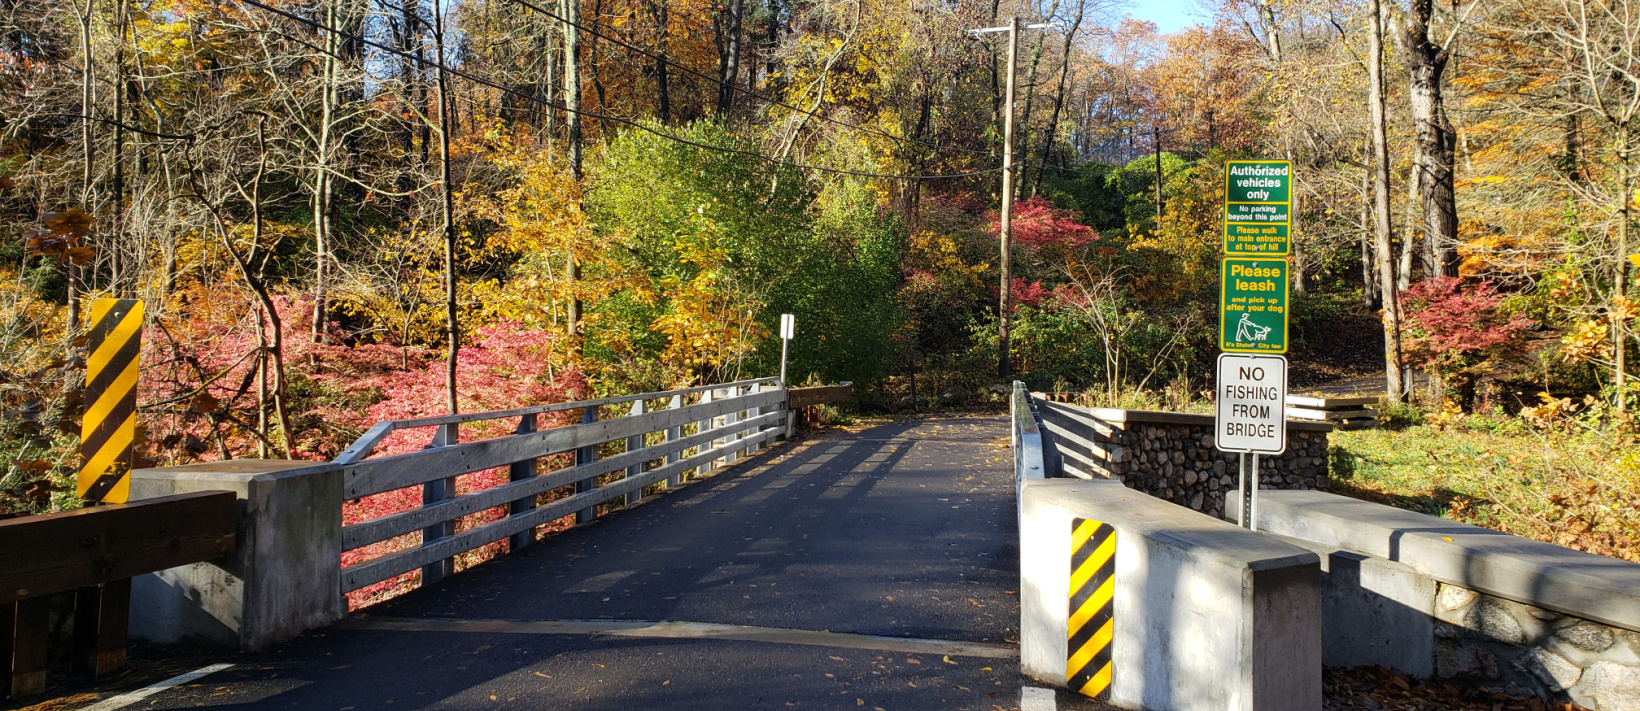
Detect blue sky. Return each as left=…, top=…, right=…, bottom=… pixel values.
left=1120, top=0, right=1211, bottom=34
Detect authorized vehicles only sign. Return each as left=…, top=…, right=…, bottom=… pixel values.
left=1224, top=160, right=1291, bottom=256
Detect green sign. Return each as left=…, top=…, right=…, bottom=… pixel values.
left=1220, top=257, right=1289, bottom=354
left=1224, top=160, right=1292, bottom=256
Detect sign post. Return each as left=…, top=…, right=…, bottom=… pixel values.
left=79, top=298, right=143, bottom=504
left=1217, top=159, right=1293, bottom=531
left=778, top=313, right=795, bottom=385
left=1215, top=353, right=1287, bottom=531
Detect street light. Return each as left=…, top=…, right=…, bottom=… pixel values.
left=968, top=17, right=1058, bottom=381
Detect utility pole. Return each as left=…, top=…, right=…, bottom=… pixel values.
left=970, top=18, right=1056, bottom=382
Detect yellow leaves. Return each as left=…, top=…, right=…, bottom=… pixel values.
left=1614, top=295, right=1638, bottom=323
left=1428, top=399, right=1467, bottom=432
left=652, top=270, right=767, bottom=370
left=1629, top=254, right=1640, bottom=270
left=1521, top=391, right=1578, bottom=428
left=1561, top=318, right=1612, bottom=364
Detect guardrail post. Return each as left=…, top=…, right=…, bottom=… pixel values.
left=421, top=422, right=458, bottom=584
left=726, top=385, right=744, bottom=464
left=625, top=399, right=646, bottom=506
left=666, top=394, right=683, bottom=488
left=1, top=601, right=13, bottom=696
left=575, top=405, right=600, bottom=524
left=750, top=381, right=771, bottom=453
left=697, top=389, right=714, bottom=478
left=72, top=579, right=129, bottom=676
left=10, top=596, right=49, bottom=697
left=508, top=413, right=540, bottom=551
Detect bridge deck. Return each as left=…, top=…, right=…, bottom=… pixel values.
left=137, top=416, right=1103, bottom=710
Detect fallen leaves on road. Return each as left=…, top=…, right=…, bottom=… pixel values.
left=1324, top=666, right=1587, bottom=710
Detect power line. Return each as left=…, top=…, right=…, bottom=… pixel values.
left=498, top=0, right=996, bottom=159
left=233, top=0, right=1000, bottom=181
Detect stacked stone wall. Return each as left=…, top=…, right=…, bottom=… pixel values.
left=1433, top=583, right=1640, bottom=709
left=1118, top=423, right=1329, bottom=519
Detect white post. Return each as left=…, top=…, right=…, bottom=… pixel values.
left=665, top=394, right=683, bottom=488
left=625, top=399, right=646, bottom=506
left=779, top=313, right=795, bottom=385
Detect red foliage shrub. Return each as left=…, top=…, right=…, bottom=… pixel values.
left=987, top=197, right=1099, bottom=249
left=1399, top=277, right=1534, bottom=398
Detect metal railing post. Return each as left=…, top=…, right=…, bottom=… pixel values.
left=421, top=422, right=458, bottom=584
left=508, top=413, right=539, bottom=551
left=625, top=399, right=646, bottom=506
left=575, top=405, right=600, bottom=524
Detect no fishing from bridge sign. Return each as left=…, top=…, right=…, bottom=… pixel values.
left=1224, top=160, right=1291, bottom=256
left=1220, top=257, right=1289, bottom=354
left=1215, top=353, right=1287, bottom=455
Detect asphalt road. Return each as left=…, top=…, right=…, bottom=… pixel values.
left=132, top=415, right=1108, bottom=711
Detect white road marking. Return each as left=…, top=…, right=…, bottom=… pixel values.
left=80, top=663, right=235, bottom=711
left=350, top=617, right=1018, bottom=659
left=1021, top=685, right=1058, bottom=711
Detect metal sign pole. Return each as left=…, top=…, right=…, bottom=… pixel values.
left=778, top=314, right=794, bottom=386
left=1236, top=453, right=1247, bottom=528
left=1249, top=453, right=1260, bottom=532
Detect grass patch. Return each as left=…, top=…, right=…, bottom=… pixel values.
left=1329, top=414, right=1640, bottom=563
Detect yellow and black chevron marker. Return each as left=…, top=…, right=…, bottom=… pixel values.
left=79, top=298, right=143, bottom=504
left=1068, top=517, right=1115, bottom=699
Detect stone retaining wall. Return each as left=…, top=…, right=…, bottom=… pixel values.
left=1238, top=490, right=1640, bottom=711
left=1034, top=398, right=1331, bottom=519
left=1433, top=582, right=1640, bottom=709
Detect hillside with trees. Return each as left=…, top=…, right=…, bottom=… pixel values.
left=1, top=0, right=1635, bottom=561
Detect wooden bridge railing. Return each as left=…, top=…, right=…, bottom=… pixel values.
left=335, top=378, right=786, bottom=594
left=1, top=491, right=237, bottom=697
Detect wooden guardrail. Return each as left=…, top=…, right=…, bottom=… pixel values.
left=1, top=491, right=237, bottom=697
left=786, top=383, right=852, bottom=430
left=336, top=378, right=786, bottom=593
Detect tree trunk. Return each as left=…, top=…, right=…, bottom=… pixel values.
left=563, top=0, right=583, bottom=356
left=434, top=0, right=459, bottom=414
left=312, top=0, right=341, bottom=344
left=1402, top=0, right=1459, bottom=277
left=1030, top=0, right=1085, bottom=197
left=73, top=0, right=94, bottom=332
left=715, top=0, right=745, bottom=115
left=1361, top=138, right=1377, bottom=307
left=1399, top=154, right=1418, bottom=291
left=1369, top=0, right=1405, bottom=402
left=1616, top=124, right=1630, bottom=410
left=654, top=0, right=670, bottom=122
left=1015, top=0, right=1058, bottom=198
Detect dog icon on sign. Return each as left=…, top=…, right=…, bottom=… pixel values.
left=1236, top=313, right=1272, bottom=343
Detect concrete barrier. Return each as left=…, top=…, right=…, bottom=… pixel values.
left=1013, top=383, right=1325, bottom=710
left=129, top=460, right=344, bottom=651
left=1019, top=480, right=1323, bottom=710
left=1232, top=491, right=1640, bottom=708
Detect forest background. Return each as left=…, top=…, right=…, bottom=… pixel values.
left=2, top=0, right=1637, bottom=565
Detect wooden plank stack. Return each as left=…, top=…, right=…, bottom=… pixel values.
left=1284, top=394, right=1378, bottom=430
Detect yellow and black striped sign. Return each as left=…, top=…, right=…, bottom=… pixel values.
left=1068, top=517, right=1115, bottom=699
left=79, top=298, right=143, bottom=504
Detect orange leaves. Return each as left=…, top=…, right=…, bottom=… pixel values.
left=25, top=207, right=96, bottom=265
